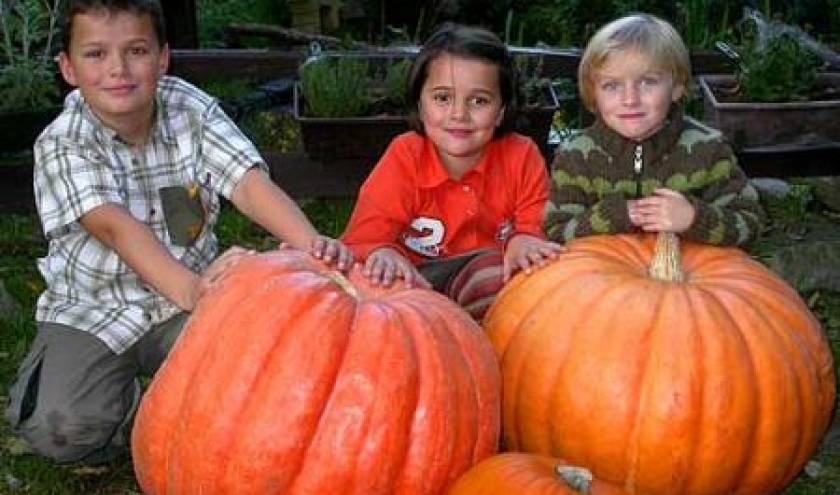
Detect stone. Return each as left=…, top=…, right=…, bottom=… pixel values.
left=809, top=177, right=840, bottom=213
left=750, top=177, right=792, bottom=198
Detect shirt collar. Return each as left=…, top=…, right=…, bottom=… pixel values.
left=417, top=135, right=492, bottom=188
left=591, top=104, right=684, bottom=160
left=68, top=87, right=177, bottom=146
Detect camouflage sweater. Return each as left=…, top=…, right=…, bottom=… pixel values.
left=547, top=108, right=765, bottom=246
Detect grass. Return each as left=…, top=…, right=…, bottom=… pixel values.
left=0, top=192, right=839, bottom=493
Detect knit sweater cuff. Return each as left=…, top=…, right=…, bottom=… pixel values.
left=599, top=194, right=635, bottom=234
left=685, top=198, right=719, bottom=244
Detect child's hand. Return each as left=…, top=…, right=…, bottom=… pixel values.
left=310, top=236, right=354, bottom=271
left=503, top=234, right=565, bottom=282
left=193, top=246, right=256, bottom=306
left=364, top=247, right=431, bottom=289
left=628, top=188, right=696, bottom=233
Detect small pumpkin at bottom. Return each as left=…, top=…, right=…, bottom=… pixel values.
left=447, top=452, right=628, bottom=494
left=131, top=248, right=501, bottom=495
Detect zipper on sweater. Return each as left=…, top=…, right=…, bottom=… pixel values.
left=633, top=145, right=643, bottom=198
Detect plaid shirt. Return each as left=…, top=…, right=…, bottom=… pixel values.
left=33, top=76, right=264, bottom=353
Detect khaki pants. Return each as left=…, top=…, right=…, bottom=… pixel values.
left=4, top=312, right=188, bottom=464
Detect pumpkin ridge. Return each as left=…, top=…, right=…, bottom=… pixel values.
left=230, top=286, right=357, bottom=491
left=394, top=298, right=479, bottom=493
left=288, top=301, right=418, bottom=494
left=414, top=293, right=500, bottom=465
left=134, top=256, right=305, bottom=492
left=177, top=272, right=353, bottom=490
left=698, top=276, right=816, bottom=492
left=682, top=286, right=754, bottom=494
left=499, top=274, right=591, bottom=453
left=621, top=278, right=669, bottom=493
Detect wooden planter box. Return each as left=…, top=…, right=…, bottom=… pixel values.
left=698, top=73, right=840, bottom=150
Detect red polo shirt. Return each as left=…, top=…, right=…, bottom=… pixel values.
left=341, top=131, right=549, bottom=264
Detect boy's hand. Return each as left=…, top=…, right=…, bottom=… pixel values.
left=310, top=236, right=354, bottom=271
left=193, top=246, right=256, bottom=306
left=503, top=234, right=564, bottom=282
left=364, top=247, right=431, bottom=289
left=628, top=188, right=696, bottom=233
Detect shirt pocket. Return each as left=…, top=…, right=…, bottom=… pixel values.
left=159, top=185, right=207, bottom=247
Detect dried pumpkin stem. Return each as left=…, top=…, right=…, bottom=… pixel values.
left=324, top=271, right=359, bottom=298
left=648, top=232, right=685, bottom=282
left=555, top=465, right=593, bottom=494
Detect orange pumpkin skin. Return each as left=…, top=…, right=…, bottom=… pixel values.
left=484, top=234, right=836, bottom=495
left=447, top=453, right=628, bottom=495
left=131, top=248, right=501, bottom=495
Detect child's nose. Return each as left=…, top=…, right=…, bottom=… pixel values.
left=108, top=54, right=129, bottom=75
left=622, top=85, right=641, bottom=106
left=449, top=99, right=469, bottom=120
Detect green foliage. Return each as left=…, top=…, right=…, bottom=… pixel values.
left=0, top=0, right=62, bottom=112
left=299, top=56, right=371, bottom=117
left=677, top=0, right=732, bottom=48
left=734, top=9, right=824, bottom=102
left=196, top=0, right=288, bottom=48
left=383, top=57, right=411, bottom=109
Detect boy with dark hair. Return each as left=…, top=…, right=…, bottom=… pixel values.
left=5, top=0, right=352, bottom=464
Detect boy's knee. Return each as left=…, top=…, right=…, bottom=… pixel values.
left=14, top=406, right=124, bottom=463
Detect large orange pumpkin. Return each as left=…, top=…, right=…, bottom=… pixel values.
left=484, top=233, right=836, bottom=495
left=447, top=452, right=628, bottom=495
left=132, top=248, right=501, bottom=495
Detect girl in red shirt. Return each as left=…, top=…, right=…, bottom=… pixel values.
left=341, top=22, right=563, bottom=320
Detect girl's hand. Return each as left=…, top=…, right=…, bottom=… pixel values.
left=364, top=247, right=431, bottom=289
left=310, top=236, right=355, bottom=271
left=628, top=188, right=696, bottom=233
left=503, top=234, right=565, bottom=282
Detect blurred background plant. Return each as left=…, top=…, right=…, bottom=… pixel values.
left=0, top=0, right=63, bottom=113
left=724, top=8, right=826, bottom=102
left=298, top=55, right=371, bottom=117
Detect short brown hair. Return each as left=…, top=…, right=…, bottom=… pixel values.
left=61, top=0, right=166, bottom=53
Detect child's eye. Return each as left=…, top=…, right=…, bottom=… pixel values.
left=432, top=92, right=452, bottom=104
left=129, top=46, right=149, bottom=56
left=601, top=81, right=620, bottom=92
left=84, top=50, right=104, bottom=59
left=640, top=76, right=661, bottom=88
left=468, top=95, right=493, bottom=108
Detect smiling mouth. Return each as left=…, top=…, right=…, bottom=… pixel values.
left=447, top=129, right=472, bottom=137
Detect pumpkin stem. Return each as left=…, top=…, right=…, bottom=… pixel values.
left=555, top=465, right=593, bottom=494
left=648, top=232, right=685, bottom=282
left=325, top=271, right=359, bottom=298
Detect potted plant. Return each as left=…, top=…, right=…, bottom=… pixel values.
left=0, top=0, right=65, bottom=154
left=697, top=8, right=840, bottom=150
left=292, top=47, right=572, bottom=164
left=293, top=51, right=413, bottom=162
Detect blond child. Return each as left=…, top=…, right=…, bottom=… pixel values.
left=547, top=13, right=765, bottom=245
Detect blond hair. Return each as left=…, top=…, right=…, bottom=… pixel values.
left=578, top=13, right=691, bottom=112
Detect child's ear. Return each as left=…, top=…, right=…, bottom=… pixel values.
left=58, top=52, right=78, bottom=87
left=496, top=106, right=505, bottom=126
left=158, top=43, right=171, bottom=76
